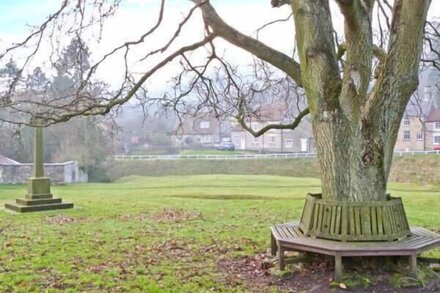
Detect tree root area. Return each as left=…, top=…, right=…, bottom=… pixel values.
left=217, top=253, right=440, bottom=292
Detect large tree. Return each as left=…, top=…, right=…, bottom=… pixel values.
left=0, top=0, right=437, bottom=202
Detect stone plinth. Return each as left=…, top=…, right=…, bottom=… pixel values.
left=5, top=200, right=73, bottom=213
left=5, top=177, right=73, bottom=213
left=27, top=177, right=51, bottom=197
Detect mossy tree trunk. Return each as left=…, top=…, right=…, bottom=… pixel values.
left=197, top=0, right=431, bottom=202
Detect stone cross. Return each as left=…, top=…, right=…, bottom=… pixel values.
left=33, top=125, right=45, bottom=178
left=4, top=119, right=73, bottom=212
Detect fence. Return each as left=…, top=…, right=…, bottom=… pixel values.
left=114, top=150, right=440, bottom=161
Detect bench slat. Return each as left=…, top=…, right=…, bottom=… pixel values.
left=272, top=223, right=440, bottom=254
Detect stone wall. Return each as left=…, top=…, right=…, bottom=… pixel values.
left=0, top=161, right=88, bottom=184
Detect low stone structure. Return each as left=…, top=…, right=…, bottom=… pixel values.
left=0, top=155, right=87, bottom=184
left=4, top=126, right=74, bottom=213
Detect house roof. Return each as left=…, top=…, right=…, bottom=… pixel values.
left=0, top=154, right=21, bottom=165
left=427, top=108, right=440, bottom=122
left=405, top=71, right=440, bottom=117
left=231, top=101, right=312, bottom=135
left=405, top=94, right=434, bottom=117
left=253, top=103, right=286, bottom=121
left=176, top=116, right=220, bottom=135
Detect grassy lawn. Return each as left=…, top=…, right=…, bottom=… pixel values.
left=0, top=175, right=439, bottom=292
left=108, top=155, right=440, bottom=186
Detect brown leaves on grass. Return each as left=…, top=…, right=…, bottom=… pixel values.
left=218, top=253, right=274, bottom=276
left=43, top=215, right=83, bottom=225
left=218, top=253, right=440, bottom=292
left=200, top=244, right=229, bottom=254
left=89, top=264, right=107, bottom=273
left=217, top=253, right=339, bottom=292
left=150, top=239, right=196, bottom=260
left=151, top=208, right=201, bottom=223
left=0, top=222, right=11, bottom=234
left=217, top=253, right=276, bottom=289
left=117, top=213, right=150, bottom=221
left=116, top=208, right=202, bottom=223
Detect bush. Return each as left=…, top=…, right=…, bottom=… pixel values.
left=86, top=164, right=112, bottom=183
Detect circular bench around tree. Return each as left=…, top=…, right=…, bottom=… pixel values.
left=299, top=193, right=411, bottom=242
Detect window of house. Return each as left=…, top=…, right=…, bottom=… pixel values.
left=284, top=139, right=293, bottom=148
left=403, top=130, right=411, bottom=140
left=202, top=135, right=211, bottom=143
left=416, top=132, right=423, bottom=140
left=434, top=135, right=440, bottom=144
left=200, top=121, right=210, bottom=129
left=435, top=121, right=440, bottom=130
left=268, top=135, right=277, bottom=144
left=251, top=122, right=259, bottom=130
left=403, top=118, right=410, bottom=127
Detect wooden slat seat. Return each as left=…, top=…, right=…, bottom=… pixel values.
left=299, top=194, right=411, bottom=241
left=271, top=222, right=440, bottom=280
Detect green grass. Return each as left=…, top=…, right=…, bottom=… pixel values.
left=108, top=155, right=440, bottom=186
left=107, top=158, right=320, bottom=180
left=0, top=175, right=439, bottom=292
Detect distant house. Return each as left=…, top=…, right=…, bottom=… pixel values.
left=171, top=116, right=230, bottom=147
left=394, top=85, right=440, bottom=151
left=231, top=103, right=315, bottom=153
left=0, top=154, right=87, bottom=184
left=426, top=108, right=440, bottom=149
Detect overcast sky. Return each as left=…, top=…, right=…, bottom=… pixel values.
left=1, top=0, right=439, bottom=93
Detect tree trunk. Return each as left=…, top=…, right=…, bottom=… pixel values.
left=290, top=0, right=430, bottom=202
left=197, top=0, right=431, bottom=202
left=313, top=105, right=387, bottom=202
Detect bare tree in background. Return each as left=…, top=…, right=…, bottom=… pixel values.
left=0, top=36, right=116, bottom=174
left=0, top=0, right=439, bottom=202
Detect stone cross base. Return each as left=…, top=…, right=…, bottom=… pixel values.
left=4, top=177, right=73, bottom=213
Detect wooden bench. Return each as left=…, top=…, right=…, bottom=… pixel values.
left=271, top=222, right=440, bottom=280
left=299, top=193, right=411, bottom=241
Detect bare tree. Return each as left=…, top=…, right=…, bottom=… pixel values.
left=0, top=0, right=439, bottom=203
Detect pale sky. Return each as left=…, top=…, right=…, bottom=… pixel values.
left=1, top=0, right=439, bottom=94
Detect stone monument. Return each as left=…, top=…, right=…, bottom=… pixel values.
left=5, top=124, right=73, bottom=212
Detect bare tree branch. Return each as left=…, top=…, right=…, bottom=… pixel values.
left=255, top=13, right=293, bottom=40
left=237, top=107, right=309, bottom=137
left=194, top=0, right=303, bottom=86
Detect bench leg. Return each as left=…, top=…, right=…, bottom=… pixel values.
left=334, top=254, right=343, bottom=281
left=271, top=234, right=277, bottom=256
left=409, top=254, right=417, bottom=277
left=279, top=246, right=285, bottom=270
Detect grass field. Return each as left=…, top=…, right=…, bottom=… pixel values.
left=0, top=175, right=439, bottom=292
left=107, top=154, right=440, bottom=186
